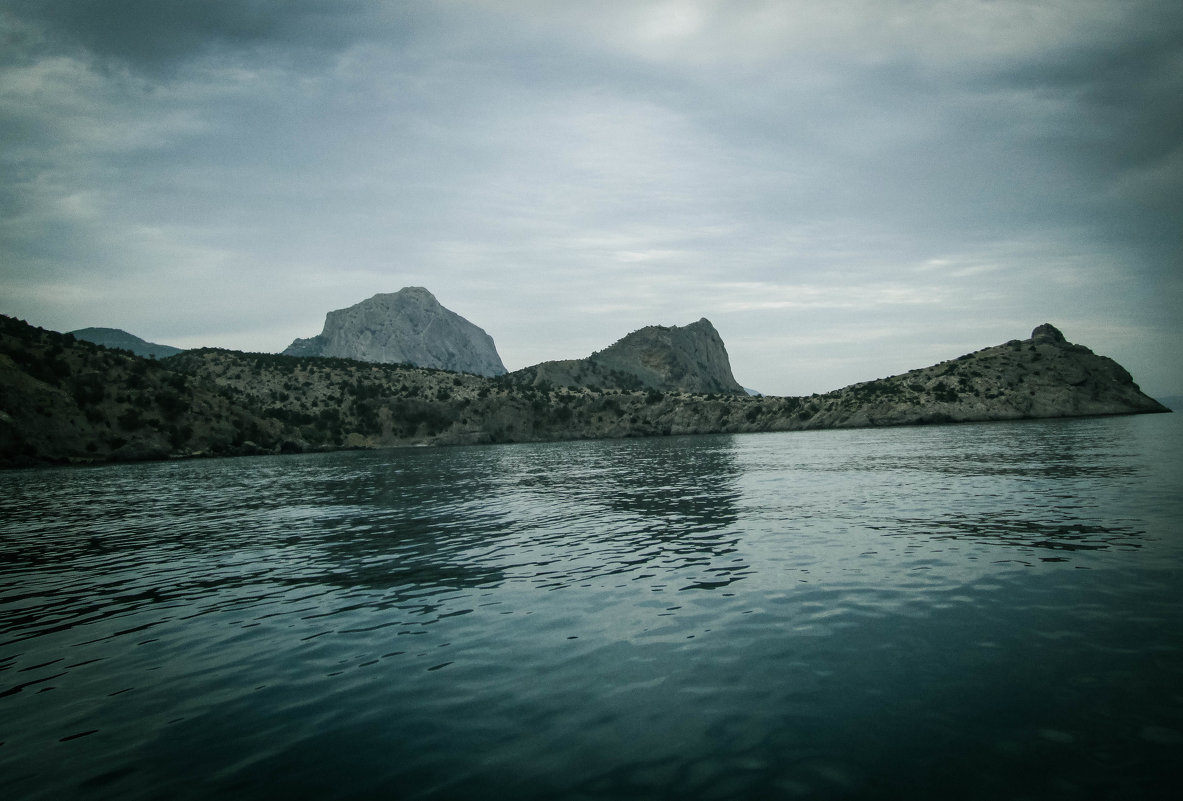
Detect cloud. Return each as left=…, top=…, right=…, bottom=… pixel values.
left=2, top=0, right=373, bottom=71
left=1, top=0, right=1180, bottom=397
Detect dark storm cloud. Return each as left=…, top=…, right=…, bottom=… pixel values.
left=993, top=17, right=1183, bottom=164
left=977, top=15, right=1183, bottom=245
left=2, top=0, right=371, bottom=69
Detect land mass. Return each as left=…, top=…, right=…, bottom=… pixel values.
left=283, top=287, right=507, bottom=377
left=509, top=317, right=745, bottom=395
left=0, top=315, right=1168, bottom=468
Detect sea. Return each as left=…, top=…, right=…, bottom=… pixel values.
left=2, top=414, right=1181, bottom=800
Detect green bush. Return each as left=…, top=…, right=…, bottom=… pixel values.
left=932, top=381, right=959, bottom=403
left=117, top=408, right=145, bottom=430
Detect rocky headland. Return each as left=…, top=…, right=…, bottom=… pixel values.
left=0, top=313, right=1169, bottom=468
left=283, top=287, right=507, bottom=377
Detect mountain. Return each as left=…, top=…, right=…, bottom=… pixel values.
left=0, top=316, right=1168, bottom=467
left=283, top=288, right=507, bottom=377
left=70, top=327, right=183, bottom=359
left=510, top=318, right=745, bottom=395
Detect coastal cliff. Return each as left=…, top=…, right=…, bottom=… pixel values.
left=0, top=315, right=1168, bottom=467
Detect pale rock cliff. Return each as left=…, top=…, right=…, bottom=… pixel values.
left=283, top=288, right=507, bottom=376
left=512, top=318, right=745, bottom=395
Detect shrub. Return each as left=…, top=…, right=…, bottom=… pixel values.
left=117, top=408, right=145, bottom=430
left=932, top=381, right=959, bottom=403
left=157, top=391, right=188, bottom=419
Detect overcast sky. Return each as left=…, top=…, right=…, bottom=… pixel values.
left=2, top=0, right=1180, bottom=397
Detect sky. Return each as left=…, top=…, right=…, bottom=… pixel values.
left=2, top=0, right=1181, bottom=398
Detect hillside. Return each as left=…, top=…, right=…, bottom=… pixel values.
left=0, top=316, right=1168, bottom=467
left=1, top=317, right=281, bottom=466
left=767, top=323, right=1169, bottom=429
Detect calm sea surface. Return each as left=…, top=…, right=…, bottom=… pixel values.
left=2, top=415, right=1182, bottom=800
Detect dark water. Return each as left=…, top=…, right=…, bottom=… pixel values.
left=2, top=415, right=1182, bottom=800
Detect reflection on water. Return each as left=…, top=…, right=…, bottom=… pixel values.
left=2, top=415, right=1182, bottom=800
left=486, top=437, right=748, bottom=592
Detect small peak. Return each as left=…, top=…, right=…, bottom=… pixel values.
left=1031, top=323, right=1066, bottom=344
left=364, top=287, right=440, bottom=307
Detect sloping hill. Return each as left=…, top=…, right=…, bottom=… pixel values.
left=70, top=327, right=183, bottom=359
left=1, top=317, right=279, bottom=466
left=788, top=323, right=1168, bottom=428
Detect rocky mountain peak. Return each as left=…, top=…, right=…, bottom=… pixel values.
left=283, top=288, right=507, bottom=376
left=511, top=317, right=745, bottom=395
left=1031, top=323, right=1067, bottom=345
left=595, top=318, right=743, bottom=394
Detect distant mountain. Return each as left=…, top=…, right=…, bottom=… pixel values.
left=511, top=318, right=746, bottom=395
left=283, top=288, right=507, bottom=377
left=70, top=327, right=182, bottom=359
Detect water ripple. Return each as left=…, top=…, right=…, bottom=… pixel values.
left=2, top=417, right=1182, bottom=799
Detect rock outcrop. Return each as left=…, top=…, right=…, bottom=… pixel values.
left=70, top=327, right=183, bottom=359
left=511, top=318, right=745, bottom=395
left=283, top=288, right=507, bottom=376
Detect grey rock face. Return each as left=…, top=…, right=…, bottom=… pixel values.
left=283, top=288, right=507, bottom=376
left=512, top=317, right=745, bottom=395
left=1030, top=323, right=1067, bottom=345
left=595, top=318, right=745, bottom=394
left=70, top=327, right=182, bottom=359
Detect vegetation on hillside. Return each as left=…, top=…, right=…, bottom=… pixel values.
left=0, top=314, right=1167, bottom=468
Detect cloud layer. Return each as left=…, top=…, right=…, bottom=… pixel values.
left=2, top=0, right=1180, bottom=396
